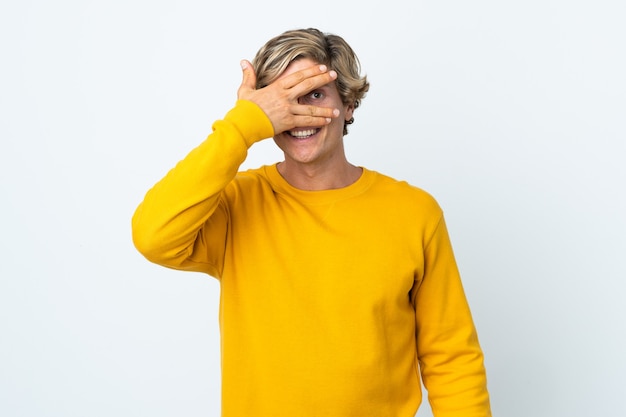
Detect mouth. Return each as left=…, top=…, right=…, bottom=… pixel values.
left=287, top=128, right=320, bottom=139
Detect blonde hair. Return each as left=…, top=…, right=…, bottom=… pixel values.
left=252, top=28, right=369, bottom=135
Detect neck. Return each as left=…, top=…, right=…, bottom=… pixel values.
left=277, top=159, right=362, bottom=191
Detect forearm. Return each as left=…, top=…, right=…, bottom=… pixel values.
left=415, top=216, right=491, bottom=416
left=131, top=100, right=273, bottom=270
left=418, top=318, right=490, bottom=417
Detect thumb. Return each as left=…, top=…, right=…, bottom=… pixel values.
left=237, top=59, right=257, bottom=99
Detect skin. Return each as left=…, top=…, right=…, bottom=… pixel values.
left=238, top=58, right=362, bottom=191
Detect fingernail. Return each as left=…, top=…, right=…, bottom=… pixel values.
left=240, top=60, right=248, bottom=70
left=333, top=109, right=340, bottom=117
left=325, top=118, right=332, bottom=123
left=319, top=65, right=327, bottom=72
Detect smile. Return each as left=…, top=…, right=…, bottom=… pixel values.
left=288, top=128, right=319, bottom=139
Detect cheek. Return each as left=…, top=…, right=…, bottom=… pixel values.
left=329, top=116, right=346, bottom=132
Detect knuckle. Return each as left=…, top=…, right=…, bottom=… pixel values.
left=277, top=78, right=290, bottom=90
left=303, top=78, right=316, bottom=91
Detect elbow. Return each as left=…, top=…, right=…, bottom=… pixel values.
left=131, top=217, right=163, bottom=263
left=131, top=214, right=191, bottom=269
left=131, top=208, right=174, bottom=265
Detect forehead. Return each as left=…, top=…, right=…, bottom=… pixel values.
left=278, top=57, right=320, bottom=80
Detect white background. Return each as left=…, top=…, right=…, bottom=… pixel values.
left=1, top=1, right=625, bottom=416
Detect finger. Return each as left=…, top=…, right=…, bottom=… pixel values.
left=289, top=114, right=334, bottom=129
left=291, top=71, right=339, bottom=103
left=237, top=60, right=256, bottom=98
left=293, top=104, right=340, bottom=119
left=281, top=64, right=337, bottom=91
left=274, top=106, right=339, bottom=134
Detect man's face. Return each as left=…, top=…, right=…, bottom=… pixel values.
left=272, top=58, right=354, bottom=168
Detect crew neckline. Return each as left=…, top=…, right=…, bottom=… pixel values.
left=263, top=163, right=376, bottom=205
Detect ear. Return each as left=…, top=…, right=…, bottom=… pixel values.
left=345, top=103, right=355, bottom=121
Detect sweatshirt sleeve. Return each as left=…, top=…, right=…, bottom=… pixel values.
left=414, top=215, right=492, bottom=417
left=131, top=100, right=274, bottom=277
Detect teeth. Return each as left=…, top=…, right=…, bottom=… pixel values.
left=290, top=129, right=317, bottom=138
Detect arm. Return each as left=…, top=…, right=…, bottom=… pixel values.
left=131, top=100, right=273, bottom=275
left=414, top=215, right=492, bottom=417
left=131, top=61, right=340, bottom=276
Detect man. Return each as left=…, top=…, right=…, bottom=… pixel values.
left=132, top=28, right=491, bottom=417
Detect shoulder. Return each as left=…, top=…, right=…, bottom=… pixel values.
left=367, top=169, right=443, bottom=216
left=223, top=165, right=273, bottom=199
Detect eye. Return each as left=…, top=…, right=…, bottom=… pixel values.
left=299, top=90, right=325, bottom=105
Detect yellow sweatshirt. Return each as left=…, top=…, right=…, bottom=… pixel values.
left=132, top=100, right=491, bottom=417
